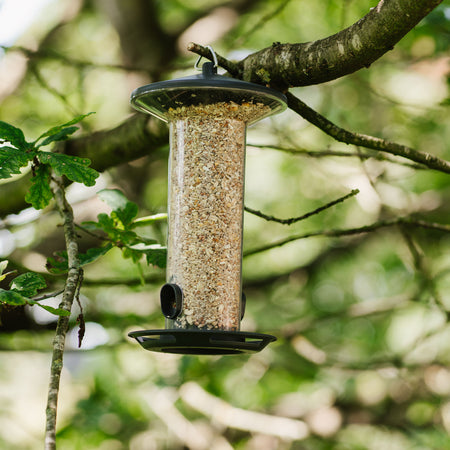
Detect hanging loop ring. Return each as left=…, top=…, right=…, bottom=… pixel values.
left=195, top=45, right=218, bottom=71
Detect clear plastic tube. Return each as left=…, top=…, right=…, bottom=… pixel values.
left=166, top=113, right=246, bottom=331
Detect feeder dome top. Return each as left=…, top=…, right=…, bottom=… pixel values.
left=130, top=62, right=287, bottom=125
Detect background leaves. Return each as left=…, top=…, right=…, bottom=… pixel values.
left=0, top=1, right=449, bottom=449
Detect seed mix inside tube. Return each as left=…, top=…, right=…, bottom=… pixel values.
left=166, top=102, right=270, bottom=331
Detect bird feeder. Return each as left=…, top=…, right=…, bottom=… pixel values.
left=128, top=50, right=286, bottom=354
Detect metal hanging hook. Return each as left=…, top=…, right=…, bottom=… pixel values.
left=194, top=45, right=218, bottom=71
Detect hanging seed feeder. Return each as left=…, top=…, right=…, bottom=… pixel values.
left=128, top=50, right=286, bottom=354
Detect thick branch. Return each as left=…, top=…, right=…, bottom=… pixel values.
left=61, top=114, right=168, bottom=172
left=95, top=0, right=177, bottom=78
left=238, top=0, right=443, bottom=87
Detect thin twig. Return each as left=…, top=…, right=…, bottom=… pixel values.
left=400, top=229, right=442, bottom=306
left=74, top=223, right=108, bottom=241
left=1, top=45, right=148, bottom=72
left=45, top=177, right=82, bottom=450
left=32, top=289, right=65, bottom=302
left=74, top=269, right=85, bottom=348
left=231, top=0, right=293, bottom=47
left=30, top=63, right=79, bottom=117
left=247, top=143, right=424, bottom=169
left=244, top=217, right=450, bottom=257
left=286, top=92, right=450, bottom=174
left=245, top=189, right=359, bottom=225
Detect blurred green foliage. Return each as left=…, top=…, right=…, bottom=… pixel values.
left=0, top=0, right=449, bottom=449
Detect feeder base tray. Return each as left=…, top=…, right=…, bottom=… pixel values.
left=128, top=329, right=276, bottom=355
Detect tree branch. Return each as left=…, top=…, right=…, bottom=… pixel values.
left=286, top=93, right=450, bottom=174
left=244, top=217, right=450, bottom=257
left=179, top=382, right=309, bottom=441
left=44, top=177, right=81, bottom=450
left=245, top=189, right=359, bottom=225
left=238, top=0, right=443, bottom=88
left=187, top=44, right=450, bottom=174
left=60, top=114, right=168, bottom=172
left=1, top=45, right=150, bottom=72
left=247, top=143, right=425, bottom=169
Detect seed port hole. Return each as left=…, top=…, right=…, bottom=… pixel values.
left=160, top=283, right=183, bottom=319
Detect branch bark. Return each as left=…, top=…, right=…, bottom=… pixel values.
left=237, top=0, right=443, bottom=88
left=61, top=114, right=168, bottom=172
left=44, top=178, right=81, bottom=450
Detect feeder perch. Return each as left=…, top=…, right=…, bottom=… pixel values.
left=128, top=50, right=286, bottom=354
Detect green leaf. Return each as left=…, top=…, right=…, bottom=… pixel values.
left=0, top=288, right=28, bottom=306
left=29, top=301, right=70, bottom=317
left=126, top=243, right=167, bottom=268
left=98, top=189, right=138, bottom=227
left=25, top=164, right=53, bottom=209
left=82, top=214, right=117, bottom=235
left=35, top=112, right=95, bottom=143
left=79, top=244, right=113, bottom=265
left=46, top=244, right=113, bottom=274
left=144, top=246, right=167, bottom=268
left=122, top=247, right=142, bottom=264
left=39, top=126, right=79, bottom=147
left=0, top=146, right=31, bottom=179
left=0, top=261, right=16, bottom=282
left=46, top=251, right=69, bottom=274
left=97, top=213, right=118, bottom=233
left=38, top=304, right=70, bottom=316
left=37, top=151, right=99, bottom=186
left=0, top=260, right=7, bottom=276
left=10, top=272, right=47, bottom=297
left=0, top=121, right=28, bottom=150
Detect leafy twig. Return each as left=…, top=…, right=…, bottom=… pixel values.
left=245, top=189, right=359, bottom=225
